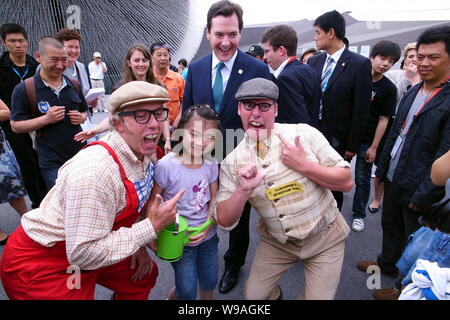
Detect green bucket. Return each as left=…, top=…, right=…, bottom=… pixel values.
left=156, top=216, right=214, bottom=262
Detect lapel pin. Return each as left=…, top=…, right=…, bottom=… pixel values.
left=238, top=69, right=243, bottom=74
left=342, top=63, right=346, bottom=67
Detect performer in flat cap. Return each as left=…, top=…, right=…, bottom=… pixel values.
left=0, top=81, right=184, bottom=300
left=213, top=78, right=352, bottom=300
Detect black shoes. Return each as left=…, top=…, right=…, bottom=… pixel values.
left=219, top=268, right=239, bottom=294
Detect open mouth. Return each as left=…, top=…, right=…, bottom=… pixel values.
left=144, top=133, right=158, bottom=145
left=218, top=47, right=232, bottom=55
left=249, top=121, right=264, bottom=129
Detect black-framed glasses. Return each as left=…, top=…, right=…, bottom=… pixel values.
left=241, top=101, right=274, bottom=112
left=118, top=108, right=169, bottom=123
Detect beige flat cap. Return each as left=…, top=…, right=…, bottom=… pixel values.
left=109, top=81, right=170, bottom=114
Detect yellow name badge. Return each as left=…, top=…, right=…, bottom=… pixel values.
left=265, top=182, right=304, bottom=201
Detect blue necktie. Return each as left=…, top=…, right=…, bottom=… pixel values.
left=213, top=62, right=225, bottom=112
left=321, top=56, right=334, bottom=92
left=319, top=56, right=334, bottom=120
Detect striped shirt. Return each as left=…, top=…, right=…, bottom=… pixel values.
left=214, top=123, right=350, bottom=243
left=21, top=130, right=156, bottom=270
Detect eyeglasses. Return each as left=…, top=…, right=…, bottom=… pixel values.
left=118, top=108, right=169, bottom=123
left=241, top=101, right=274, bottom=112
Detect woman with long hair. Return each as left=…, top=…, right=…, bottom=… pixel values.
left=74, top=44, right=170, bottom=154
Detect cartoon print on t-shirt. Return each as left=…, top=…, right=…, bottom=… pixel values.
left=190, top=179, right=208, bottom=212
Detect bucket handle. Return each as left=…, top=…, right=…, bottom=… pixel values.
left=184, top=219, right=214, bottom=245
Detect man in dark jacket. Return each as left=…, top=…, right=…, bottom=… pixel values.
left=307, top=11, right=372, bottom=210
left=0, top=23, right=47, bottom=208
left=261, top=24, right=321, bottom=128
left=357, top=26, right=450, bottom=282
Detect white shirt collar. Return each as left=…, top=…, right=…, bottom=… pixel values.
left=272, top=57, right=295, bottom=79
left=327, top=45, right=346, bottom=64
left=212, top=50, right=238, bottom=72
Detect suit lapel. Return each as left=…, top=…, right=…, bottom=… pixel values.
left=204, top=54, right=214, bottom=106
left=219, top=50, right=245, bottom=114
left=326, top=49, right=350, bottom=90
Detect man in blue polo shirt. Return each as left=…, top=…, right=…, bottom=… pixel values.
left=10, top=37, right=88, bottom=190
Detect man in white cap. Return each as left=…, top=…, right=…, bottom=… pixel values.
left=214, top=78, right=352, bottom=300
left=0, top=81, right=184, bottom=300
left=88, top=51, right=107, bottom=112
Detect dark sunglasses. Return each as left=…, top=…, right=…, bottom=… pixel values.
left=118, top=107, right=169, bottom=124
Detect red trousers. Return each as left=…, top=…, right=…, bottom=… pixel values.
left=0, top=226, right=158, bottom=300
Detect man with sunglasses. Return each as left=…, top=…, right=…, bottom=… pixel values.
left=0, top=81, right=184, bottom=299
left=214, top=78, right=352, bottom=300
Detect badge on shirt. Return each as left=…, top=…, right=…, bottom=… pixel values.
left=265, top=181, right=304, bottom=201
left=37, top=101, right=50, bottom=114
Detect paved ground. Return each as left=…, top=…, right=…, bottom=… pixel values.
left=0, top=111, right=397, bottom=300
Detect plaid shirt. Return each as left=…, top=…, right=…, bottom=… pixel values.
left=21, top=130, right=156, bottom=270
left=213, top=123, right=350, bottom=243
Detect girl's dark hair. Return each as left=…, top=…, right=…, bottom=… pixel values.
left=178, top=104, right=220, bottom=130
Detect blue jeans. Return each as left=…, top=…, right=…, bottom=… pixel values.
left=352, top=144, right=373, bottom=219
left=396, top=227, right=450, bottom=287
left=40, top=166, right=59, bottom=190
left=171, top=235, right=219, bottom=300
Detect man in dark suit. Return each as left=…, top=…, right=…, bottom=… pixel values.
left=308, top=10, right=372, bottom=209
left=261, top=24, right=321, bottom=128
left=182, top=0, right=272, bottom=294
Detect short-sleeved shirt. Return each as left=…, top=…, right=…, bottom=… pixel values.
left=156, top=69, right=185, bottom=126
left=10, top=73, right=87, bottom=168
left=214, top=123, right=351, bottom=243
left=361, top=76, right=397, bottom=145
left=154, top=152, right=219, bottom=245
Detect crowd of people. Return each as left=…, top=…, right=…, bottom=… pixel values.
left=0, top=0, right=449, bottom=300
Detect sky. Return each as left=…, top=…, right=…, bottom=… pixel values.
left=228, top=0, right=450, bottom=25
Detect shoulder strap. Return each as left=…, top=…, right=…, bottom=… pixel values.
left=24, top=77, right=37, bottom=117
left=67, top=76, right=82, bottom=95
left=83, top=141, right=128, bottom=182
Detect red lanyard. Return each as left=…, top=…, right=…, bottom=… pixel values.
left=401, top=77, right=449, bottom=133
left=287, top=56, right=297, bottom=64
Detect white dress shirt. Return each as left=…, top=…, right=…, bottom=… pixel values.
left=211, top=50, right=238, bottom=93
left=321, top=45, right=346, bottom=77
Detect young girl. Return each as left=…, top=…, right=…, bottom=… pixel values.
left=151, top=104, right=220, bottom=300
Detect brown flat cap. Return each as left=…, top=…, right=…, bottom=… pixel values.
left=235, top=78, right=278, bottom=101
left=109, top=81, right=170, bottom=114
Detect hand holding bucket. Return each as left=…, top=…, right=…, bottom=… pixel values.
left=156, top=216, right=214, bottom=262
